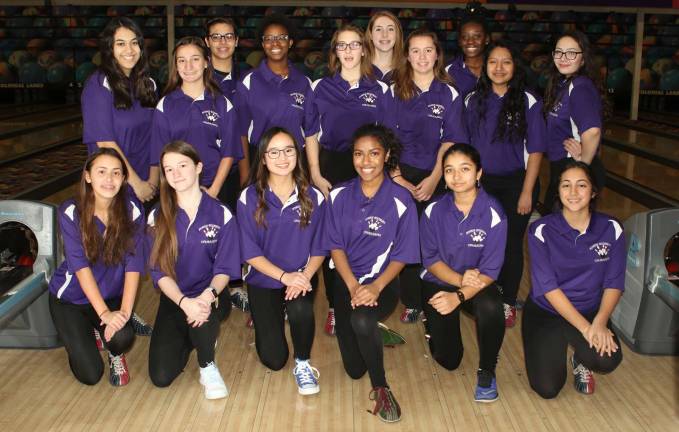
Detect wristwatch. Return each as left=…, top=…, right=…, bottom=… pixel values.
left=209, top=286, right=219, bottom=308
left=456, top=290, right=466, bottom=304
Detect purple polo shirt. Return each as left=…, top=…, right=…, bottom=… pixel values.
left=545, top=75, right=602, bottom=162
left=148, top=192, right=241, bottom=297
left=464, top=90, right=547, bottom=175
left=385, top=80, right=468, bottom=171
left=235, top=61, right=313, bottom=148
left=306, top=73, right=391, bottom=153
left=48, top=198, right=145, bottom=304
left=528, top=212, right=626, bottom=314
left=238, top=185, right=327, bottom=289
left=445, top=55, right=479, bottom=98
left=323, top=176, right=420, bottom=284
left=420, top=189, right=507, bottom=286
left=213, top=62, right=247, bottom=99
left=149, top=89, right=242, bottom=187
left=372, top=64, right=393, bottom=83
left=81, top=70, right=156, bottom=181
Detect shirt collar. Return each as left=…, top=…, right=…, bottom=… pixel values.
left=266, top=185, right=300, bottom=210
left=446, top=187, right=490, bottom=220
left=259, top=60, right=296, bottom=84
left=554, top=211, right=601, bottom=238
left=351, top=175, right=392, bottom=204
left=169, top=88, right=207, bottom=102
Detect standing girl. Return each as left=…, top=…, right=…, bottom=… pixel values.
left=463, top=42, right=546, bottom=327
left=523, top=161, right=623, bottom=398
left=48, top=148, right=144, bottom=386
left=305, top=24, right=391, bottom=335
left=324, top=124, right=419, bottom=422
left=543, top=30, right=608, bottom=210
left=445, top=15, right=490, bottom=98
left=365, top=10, right=404, bottom=82
left=238, top=127, right=325, bottom=395
left=419, top=144, right=507, bottom=402
left=388, top=29, right=467, bottom=323
left=147, top=141, right=241, bottom=399
left=235, top=14, right=313, bottom=181
left=150, top=36, right=241, bottom=204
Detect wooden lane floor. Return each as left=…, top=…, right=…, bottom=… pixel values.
left=0, top=120, right=82, bottom=161
left=0, top=105, right=81, bottom=138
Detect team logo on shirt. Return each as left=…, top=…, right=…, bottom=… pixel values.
left=364, top=216, right=386, bottom=237
left=359, top=92, right=377, bottom=107
left=291, top=205, right=302, bottom=223
left=290, top=92, right=305, bottom=109
left=549, top=102, right=563, bottom=117
left=590, top=242, right=611, bottom=262
left=466, top=229, right=486, bottom=248
left=428, top=104, right=445, bottom=119
left=198, top=224, right=220, bottom=244
left=202, top=110, right=220, bottom=127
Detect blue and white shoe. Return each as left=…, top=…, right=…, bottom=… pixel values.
left=474, top=369, right=499, bottom=403
left=230, top=287, right=250, bottom=312
left=292, top=358, right=320, bottom=395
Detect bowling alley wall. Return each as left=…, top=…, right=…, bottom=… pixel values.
left=1, top=2, right=679, bottom=112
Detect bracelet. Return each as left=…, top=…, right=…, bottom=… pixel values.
left=391, top=174, right=402, bottom=180
left=279, top=271, right=286, bottom=283
left=98, top=310, right=109, bottom=318
left=456, top=290, right=466, bottom=303
left=178, top=295, right=187, bottom=308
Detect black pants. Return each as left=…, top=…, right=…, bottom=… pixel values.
left=482, top=170, right=538, bottom=305
left=544, top=156, right=606, bottom=213
left=333, top=277, right=399, bottom=388
left=248, top=278, right=317, bottom=370
left=421, top=280, right=505, bottom=372
left=218, top=166, right=240, bottom=214
left=148, top=293, right=231, bottom=387
left=49, top=294, right=135, bottom=385
left=319, top=147, right=355, bottom=308
left=521, top=297, right=622, bottom=399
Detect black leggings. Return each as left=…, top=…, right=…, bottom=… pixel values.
left=319, top=147, right=355, bottom=308
left=521, top=297, right=622, bottom=399
left=248, top=279, right=317, bottom=371
left=148, top=293, right=231, bottom=387
left=421, top=280, right=505, bottom=372
left=482, top=171, right=538, bottom=305
left=333, top=276, right=399, bottom=388
left=49, top=294, right=135, bottom=385
left=544, top=156, right=606, bottom=213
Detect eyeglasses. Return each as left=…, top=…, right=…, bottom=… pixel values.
left=265, top=146, right=296, bottom=159
left=552, top=50, right=582, bottom=60
left=335, top=41, right=363, bottom=51
left=262, top=34, right=289, bottom=43
left=209, top=33, right=236, bottom=43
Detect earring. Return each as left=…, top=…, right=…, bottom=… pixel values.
left=476, top=179, right=480, bottom=188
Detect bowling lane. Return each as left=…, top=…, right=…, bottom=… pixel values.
left=605, top=124, right=679, bottom=161
left=0, top=120, right=82, bottom=161
left=602, top=146, right=679, bottom=201
left=0, top=104, right=73, bottom=121
left=0, top=105, right=81, bottom=138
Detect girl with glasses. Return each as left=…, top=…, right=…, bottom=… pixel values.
left=238, top=127, right=326, bottom=395
left=305, top=24, right=392, bottom=336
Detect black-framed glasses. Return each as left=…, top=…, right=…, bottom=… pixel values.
left=552, top=50, right=582, bottom=60
left=209, top=33, right=236, bottom=43
left=262, top=34, right=289, bottom=43
left=265, top=146, right=296, bottom=159
left=335, top=41, right=363, bottom=51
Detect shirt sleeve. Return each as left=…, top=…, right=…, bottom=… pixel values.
left=58, top=204, right=90, bottom=273
left=149, top=104, right=172, bottom=167
left=235, top=80, right=253, bottom=139
left=309, top=190, right=328, bottom=257
left=219, top=95, right=244, bottom=160
left=528, top=222, right=560, bottom=298
left=441, top=85, right=468, bottom=144
left=302, top=79, right=316, bottom=138
left=570, top=79, right=602, bottom=135
left=237, top=190, right=265, bottom=261
left=478, top=209, right=507, bottom=280
left=146, top=209, right=167, bottom=285
left=81, top=73, right=115, bottom=149
left=389, top=195, right=420, bottom=265
left=124, top=208, right=146, bottom=274
left=525, top=94, right=548, bottom=154
left=420, top=204, right=443, bottom=269
left=322, top=189, right=345, bottom=252
left=213, top=208, right=242, bottom=280
left=603, top=222, right=626, bottom=291
left=376, top=82, right=393, bottom=127
left=305, top=82, right=321, bottom=137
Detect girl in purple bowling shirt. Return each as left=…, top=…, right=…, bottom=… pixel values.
left=445, top=14, right=490, bottom=98
left=366, top=10, right=404, bottom=82
left=48, top=148, right=144, bottom=387
left=147, top=141, right=241, bottom=400
left=305, top=23, right=391, bottom=336
left=464, top=42, right=546, bottom=327
left=524, top=161, right=623, bottom=398
left=388, top=29, right=467, bottom=324
left=324, top=124, right=419, bottom=423
left=419, top=144, right=507, bottom=403
left=238, top=127, right=325, bottom=395
left=542, top=30, right=609, bottom=210
left=81, top=18, right=158, bottom=204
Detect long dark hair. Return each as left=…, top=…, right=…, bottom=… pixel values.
left=470, top=41, right=528, bottom=144
left=98, top=17, right=157, bottom=109
left=543, top=30, right=611, bottom=119
left=351, top=123, right=402, bottom=173
left=392, top=29, right=451, bottom=101
left=77, top=148, right=135, bottom=265
left=163, top=36, right=221, bottom=98
left=555, top=159, right=599, bottom=212
left=251, top=127, right=313, bottom=228
left=150, top=141, right=202, bottom=280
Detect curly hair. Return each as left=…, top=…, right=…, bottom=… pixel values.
left=351, top=123, right=402, bottom=172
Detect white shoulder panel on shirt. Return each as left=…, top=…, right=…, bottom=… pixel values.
left=445, top=64, right=452, bottom=73
left=130, top=201, right=141, bottom=222
left=243, top=72, right=254, bottom=90
left=102, top=76, right=111, bottom=91
left=525, top=91, right=537, bottom=109
left=609, top=219, right=623, bottom=240
left=305, top=76, right=313, bottom=86
left=239, top=188, right=249, bottom=206
left=464, top=91, right=475, bottom=108
left=568, top=81, right=576, bottom=96
left=313, top=188, right=325, bottom=205
left=311, top=77, right=323, bottom=91
left=446, top=84, right=460, bottom=102
left=221, top=205, right=233, bottom=225
left=150, top=77, right=157, bottom=92
left=64, top=203, right=76, bottom=221
left=490, top=207, right=502, bottom=228
left=393, top=197, right=407, bottom=218
left=329, top=186, right=346, bottom=204
left=156, top=96, right=166, bottom=113
left=377, top=80, right=388, bottom=94
left=424, top=201, right=438, bottom=219
left=224, top=95, right=233, bottom=112
left=389, top=83, right=396, bottom=97
left=147, top=209, right=156, bottom=227
left=534, top=223, right=546, bottom=243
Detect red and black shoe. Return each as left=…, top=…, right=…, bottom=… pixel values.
left=369, top=386, right=401, bottom=423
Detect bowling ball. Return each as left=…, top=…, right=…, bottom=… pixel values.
left=47, top=62, right=73, bottom=86
left=26, top=39, right=48, bottom=55
left=606, top=67, right=631, bottom=91
left=0, top=61, right=15, bottom=84
left=149, top=50, right=167, bottom=69
left=293, top=7, right=313, bottom=17
left=18, top=61, right=46, bottom=83
left=9, top=50, right=31, bottom=68
left=92, top=52, right=102, bottom=66
left=652, top=58, right=674, bottom=75
left=246, top=51, right=264, bottom=68
left=659, top=69, right=679, bottom=91
left=135, top=6, right=153, bottom=16
left=38, top=50, right=59, bottom=68
left=398, top=9, right=416, bottom=18
left=530, top=55, right=551, bottom=73
left=538, top=71, right=549, bottom=89
left=76, top=61, right=96, bottom=83
left=639, top=68, right=656, bottom=90
left=313, top=63, right=330, bottom=80
left=304, top=51, right=324, bottom=70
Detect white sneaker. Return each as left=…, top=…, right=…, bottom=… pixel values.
left=199, top=362, right=228, bottom=399
left=292, top=358, right=320, bottom=395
